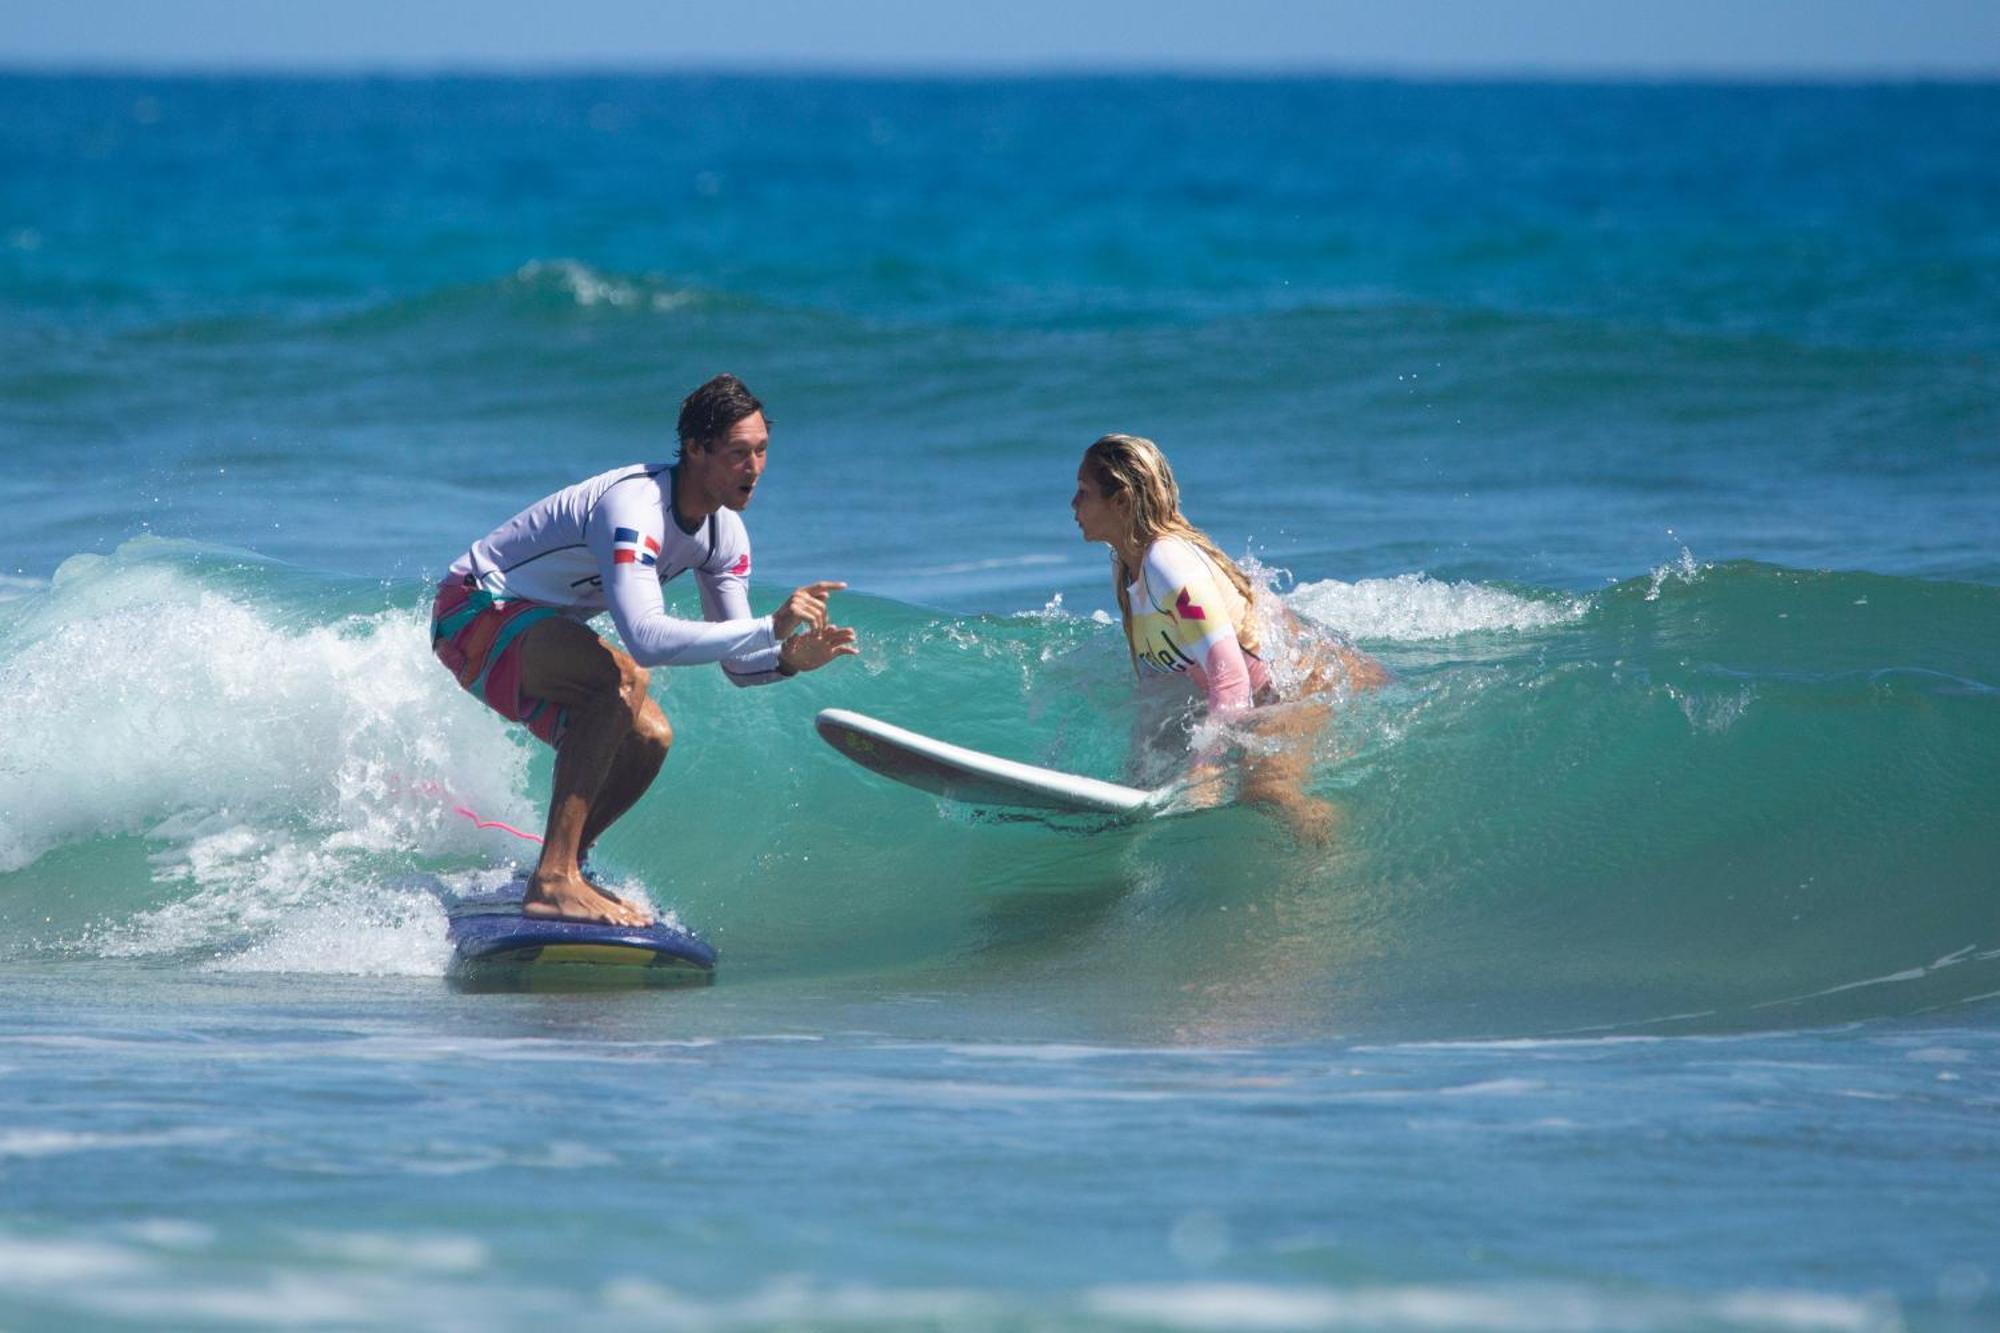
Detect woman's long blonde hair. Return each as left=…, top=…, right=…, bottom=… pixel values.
left=1082, top=433, right=1261, bottom=660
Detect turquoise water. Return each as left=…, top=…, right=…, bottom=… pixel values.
left=2, top=74, right=1997, bottom=1330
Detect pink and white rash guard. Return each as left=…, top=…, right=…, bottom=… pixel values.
left=445, top=463, right=786, bottom=685
left=1124, top=537, right=1273, bottom=717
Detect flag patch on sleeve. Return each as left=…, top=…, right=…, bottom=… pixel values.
left=612, top=527, right=660, bottom=567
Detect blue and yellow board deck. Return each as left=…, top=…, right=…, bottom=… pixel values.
left=446, top=897, right=715, bottom=990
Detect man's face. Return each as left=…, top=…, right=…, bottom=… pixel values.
left=685, top=411, right=770, bottom=512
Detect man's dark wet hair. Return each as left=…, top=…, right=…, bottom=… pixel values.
left=676, top=374, right=765, bottom=458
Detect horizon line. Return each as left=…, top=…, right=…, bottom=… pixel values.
left=3, top=58, right=1997, bottom=85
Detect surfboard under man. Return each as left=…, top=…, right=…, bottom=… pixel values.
left=431, top=373, right=857, bottom=925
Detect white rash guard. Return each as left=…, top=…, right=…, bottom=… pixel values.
left=1125, top=536, right=1273, bottom=717
left=445, top=463, right=787, bottom=685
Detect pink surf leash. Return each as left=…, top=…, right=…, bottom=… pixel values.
left=385, top=774, right=546, bottom=845
left=452, top=804, right=545, bottom=845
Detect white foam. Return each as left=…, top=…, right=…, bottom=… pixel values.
left=938, top=1041, right=1244, bottom=1062
left=0, top=548, right=531, bottom=875
left=1086, top=1282, right=1550, bottom=1330
left=305, top=1032, right=716, bottom=1066
left=1753, top=944, right=1990, bottom=1009
left=0, top=545, right=547, bottom=974
left=1904, top=1046, right=1972, bottom=1064
left=514, top=258, right=696, bottom=312
left=1713, top=1290, right=1892, bottom=1331
left=117, top=1219, right=216, bottom=1251
left=78, top=1270, right=405, bottom=1325
left=601, top=1274, right=1002, bottom=1325
left=0, top=1236, right=154, bottom=1286
left=0, top=1127, right=230, bottom=1160
left=1288, top=573, right=1585, bottom=644
left=0, top=1254, right=1897, bottom=1333
left=203, top=891, right=454, bottom=978
left=1435, top=1077, right=1547, bottom=1097
left=292, top=1229, right=489, bottom=1274
left=1083, top=1282, right=1892, bottom=1331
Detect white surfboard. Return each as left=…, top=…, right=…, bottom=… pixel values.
left=815, top=708, right=1162, bottom=816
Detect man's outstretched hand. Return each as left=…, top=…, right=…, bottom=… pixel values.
left=780, top=622, right=859, bottom=674
left=774, top=580, right=847, bottom=636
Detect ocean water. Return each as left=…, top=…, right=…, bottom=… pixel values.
left=1, top=73, right=1997, bottom=1330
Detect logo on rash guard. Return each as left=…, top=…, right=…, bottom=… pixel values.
left=1175, top=588, right=1206, bottom=621
left=612, top=528, right=660, bottom=567
left=728, top=553, right=751, bottom=576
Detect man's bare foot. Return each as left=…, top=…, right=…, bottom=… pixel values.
left=524, top=870, right=654, bottom=926
left=576, top=860, right=636, bottom=908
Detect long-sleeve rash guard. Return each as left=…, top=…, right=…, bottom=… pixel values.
left=1125, top=537, right=1273, bottom=717
left=445, top=463, right=786, bottom=684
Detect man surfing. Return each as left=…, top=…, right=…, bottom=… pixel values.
left=431, top=374, right=856, bottom=925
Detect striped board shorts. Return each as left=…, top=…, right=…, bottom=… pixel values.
left=430, top=578, right=571, bottom=747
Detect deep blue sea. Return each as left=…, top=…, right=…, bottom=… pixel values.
left=1, top=74, right=1997, bottom=1330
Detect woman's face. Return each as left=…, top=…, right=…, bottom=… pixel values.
left=1072, top=462, right=1127, bottom=545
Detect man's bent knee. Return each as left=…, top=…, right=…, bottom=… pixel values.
left=614, top=656, right=651, bottom=713
left=634, top=699, right=673, bottom=757
left=569, top=644, right=648, bottom=722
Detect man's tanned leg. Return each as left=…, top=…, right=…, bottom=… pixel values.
left=513, top=617, right=658, bottom=925
left=580, top=700, right=672, bottom=857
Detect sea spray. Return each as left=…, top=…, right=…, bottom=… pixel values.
left=0, top=541, right=536, bottom=966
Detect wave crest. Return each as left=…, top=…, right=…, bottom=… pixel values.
left=1290, top=573, right=1585, bottom=642
left=508, top=258, right=702, bottom=314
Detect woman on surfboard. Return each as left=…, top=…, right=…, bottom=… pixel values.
left=1071, top=433, right=1385, bottom=842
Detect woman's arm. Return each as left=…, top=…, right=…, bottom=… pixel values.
left=1141, top=540, right=1256, bottom=718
